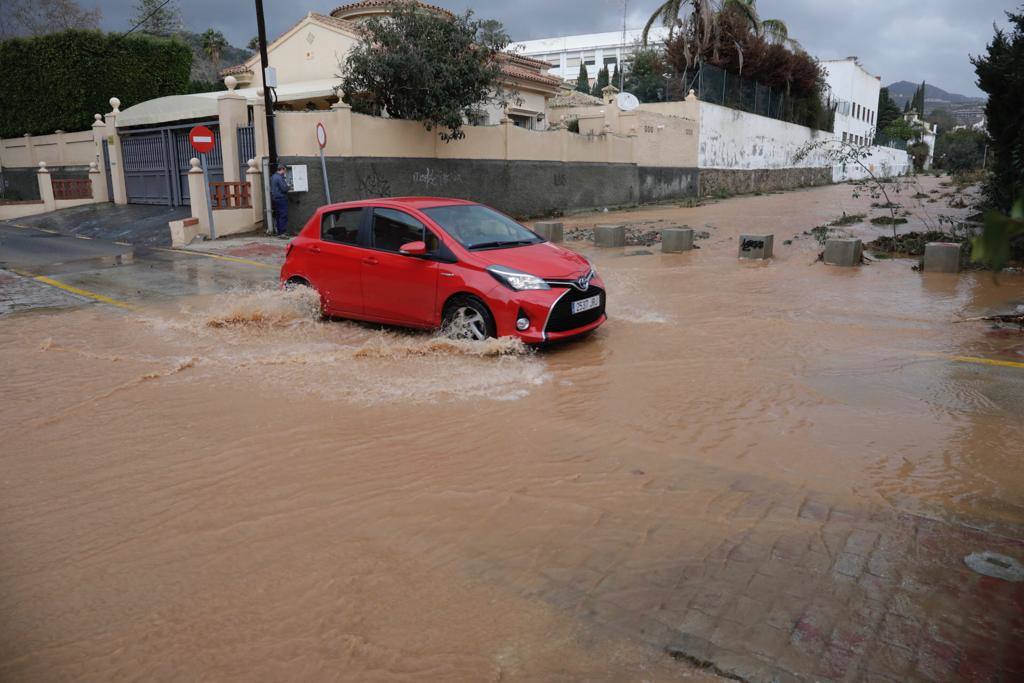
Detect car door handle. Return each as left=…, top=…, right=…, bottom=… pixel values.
left=310, top=245, right=321, bottom=254
left=362, top=257, right=379, bottom=266
left=440, top=271, right=455, bottom=278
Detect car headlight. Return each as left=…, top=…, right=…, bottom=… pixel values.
left=486, top=265, right=550, bottom=291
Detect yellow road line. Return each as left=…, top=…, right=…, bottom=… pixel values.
left=920, top=352, right=1024, bottom=370
left=154, top=247, right=275, bottom=269
left=4, top=222, right=275, bottom=269
left=5, top=222, right=58, bottom=234
left=31, top=275, right=139, bottom=311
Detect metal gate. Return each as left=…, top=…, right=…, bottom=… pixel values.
left=171, top=126, right=224, bottom=204
left=237, top=125, right=255, bottom=179
left=120, top=122, right=224, bottom=206
left=101, top=140, right=114, bottom=200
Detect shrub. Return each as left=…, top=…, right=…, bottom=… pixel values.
left=339, top=4, right=510, bottom=141
left=935, top=129, right=988, bottom=173
left=907, top=141, right=931, bottom=172
left=0, top=30, right=191, bottom=137
left=972, top=8, right=1024, bottom=211
left=663, top=8, right=831, bottom=130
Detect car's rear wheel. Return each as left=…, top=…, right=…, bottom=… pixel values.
left=442, top=295, right=496, bottom=341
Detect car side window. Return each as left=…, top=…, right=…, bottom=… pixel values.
left=372, top=208, right=428, bottom=253
left=321, top=208, right=363, bottom=245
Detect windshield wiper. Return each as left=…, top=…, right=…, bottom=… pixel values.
left=468, top=239, right=536, bottom=250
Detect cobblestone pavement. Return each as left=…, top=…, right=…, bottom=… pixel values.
left=0, top=269, right=88, bottom=315
left=609, top=495, right=1021, bottom=682
left=360, top=459, right=1024, bottom=683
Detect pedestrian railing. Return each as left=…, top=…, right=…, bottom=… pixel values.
left=52, top=178, right=92, bottom=200
left=210, top=181, right=251, bottom=210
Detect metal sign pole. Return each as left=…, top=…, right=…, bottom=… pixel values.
left=319, top=146, right=331, bottom=205
left=201, top=152, right=216, bottom=239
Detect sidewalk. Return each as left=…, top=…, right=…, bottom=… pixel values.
left=7, top=203, right=188, bottom=247
left=178, top=233, right=288, bottom=268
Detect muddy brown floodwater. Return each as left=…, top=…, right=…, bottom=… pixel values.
left=2, top=177, right=1023, bottom=681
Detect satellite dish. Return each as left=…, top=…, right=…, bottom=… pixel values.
left=616, top=92, right=640, bottom=112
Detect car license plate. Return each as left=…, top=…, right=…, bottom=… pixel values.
left=572, top=295, right=600, bottom=315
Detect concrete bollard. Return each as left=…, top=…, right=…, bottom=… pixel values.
left=739, top=234, right=774, bottom=259
left=594, top=224, right=626, bottom=248
left=662, top=227, right=695, bottom=253
left=923, top=242, right=963, bottom=273
left=533, top=221, right=564, bottom=242
left=823, top=238, right=863, bottom=267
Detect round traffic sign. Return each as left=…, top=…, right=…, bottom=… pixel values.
left=316, top=122, right=327, bottom=149
left=189, top=125, right=215, bottom=154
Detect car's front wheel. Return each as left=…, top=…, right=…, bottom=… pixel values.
left=442, top=295, right=496, bottom=341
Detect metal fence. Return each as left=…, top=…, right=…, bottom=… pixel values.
left=679, top=63, right=833, bottom=132
left=874, top=136, right=907, bottom=151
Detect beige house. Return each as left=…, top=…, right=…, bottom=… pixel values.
left=217, top=2, right=561, bottom=127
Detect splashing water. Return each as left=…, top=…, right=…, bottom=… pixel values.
left=199, top=286, right=323, bottom=330
left=132, top=286, right=544, bottom=403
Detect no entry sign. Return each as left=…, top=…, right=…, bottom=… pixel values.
left=189, top=125, right=215, bottom=154
left=316, top=122, right=327, bottom=149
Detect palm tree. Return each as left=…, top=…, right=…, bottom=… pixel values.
left=201, top=28, right=228, bottom=76
left=642, top=0, right=795, bottom=73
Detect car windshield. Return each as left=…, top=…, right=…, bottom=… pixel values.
left=421, top=205, right=543, bottom=250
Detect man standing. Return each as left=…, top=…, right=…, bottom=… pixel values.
left=270, top=164, right=291, bottom=238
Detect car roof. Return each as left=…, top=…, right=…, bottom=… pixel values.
left=320, top=197, right=478, bottom=212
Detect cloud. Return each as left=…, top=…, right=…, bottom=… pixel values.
left=95, top=0, right=1013, bottom=96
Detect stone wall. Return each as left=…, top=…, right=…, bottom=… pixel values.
left=279, top=156, right=700, bottom=232
left=698, top=167, right=832, bottom=197
left=639, top=167, right=700, bottom=203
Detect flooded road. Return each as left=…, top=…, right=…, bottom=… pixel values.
left=2, top=177, right=1023, bottom=681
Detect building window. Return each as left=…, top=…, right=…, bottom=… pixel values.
left=842, top=132, right=848, bottom=142
left=566, top=55, right=581, bottom=69
left=509, top=113, right=534, bottom=130
left=547, top=55, right=561, bottom=69
left=604, top=55, right=617, bottom=67
left=467, top=109, right=488, bottom=126
left=582, top=52, right=595, bottom=66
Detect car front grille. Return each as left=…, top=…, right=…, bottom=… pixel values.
left=544, top=285, right=606, bottom=334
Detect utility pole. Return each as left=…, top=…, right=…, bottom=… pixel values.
left=255, top=0, right=277, bottom=166
left=620, top=0, right=627, bottom=90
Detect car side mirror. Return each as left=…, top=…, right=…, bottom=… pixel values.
left=399, top=240, right=427, bottom=256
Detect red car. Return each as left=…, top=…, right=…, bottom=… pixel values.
left=280, top=197, right=606, bottom=343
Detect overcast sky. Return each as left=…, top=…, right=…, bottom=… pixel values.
left=96, top=0, right=1014, bottom=96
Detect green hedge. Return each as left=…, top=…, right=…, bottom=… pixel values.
left=0, top=30, right=192, bottom=138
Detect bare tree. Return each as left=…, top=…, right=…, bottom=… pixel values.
left=1, top=0, right=101, bottom=38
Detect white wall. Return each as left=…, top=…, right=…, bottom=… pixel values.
left=832, top=145, right=911, bottom=182
left=261, top=20, right=358, bottom=87
left=515, top=27, right=669, bottom=82
left=823, top=59, right=882, bottom=146
left=698, top=102, right=831, bottom=170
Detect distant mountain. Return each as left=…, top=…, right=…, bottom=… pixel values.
left=885, top=81, right=985, bottom=113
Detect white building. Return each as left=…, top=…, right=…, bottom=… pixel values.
left=821, top=58, right=881, bottom=147
left=514, top=27, right=670, bottom=83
